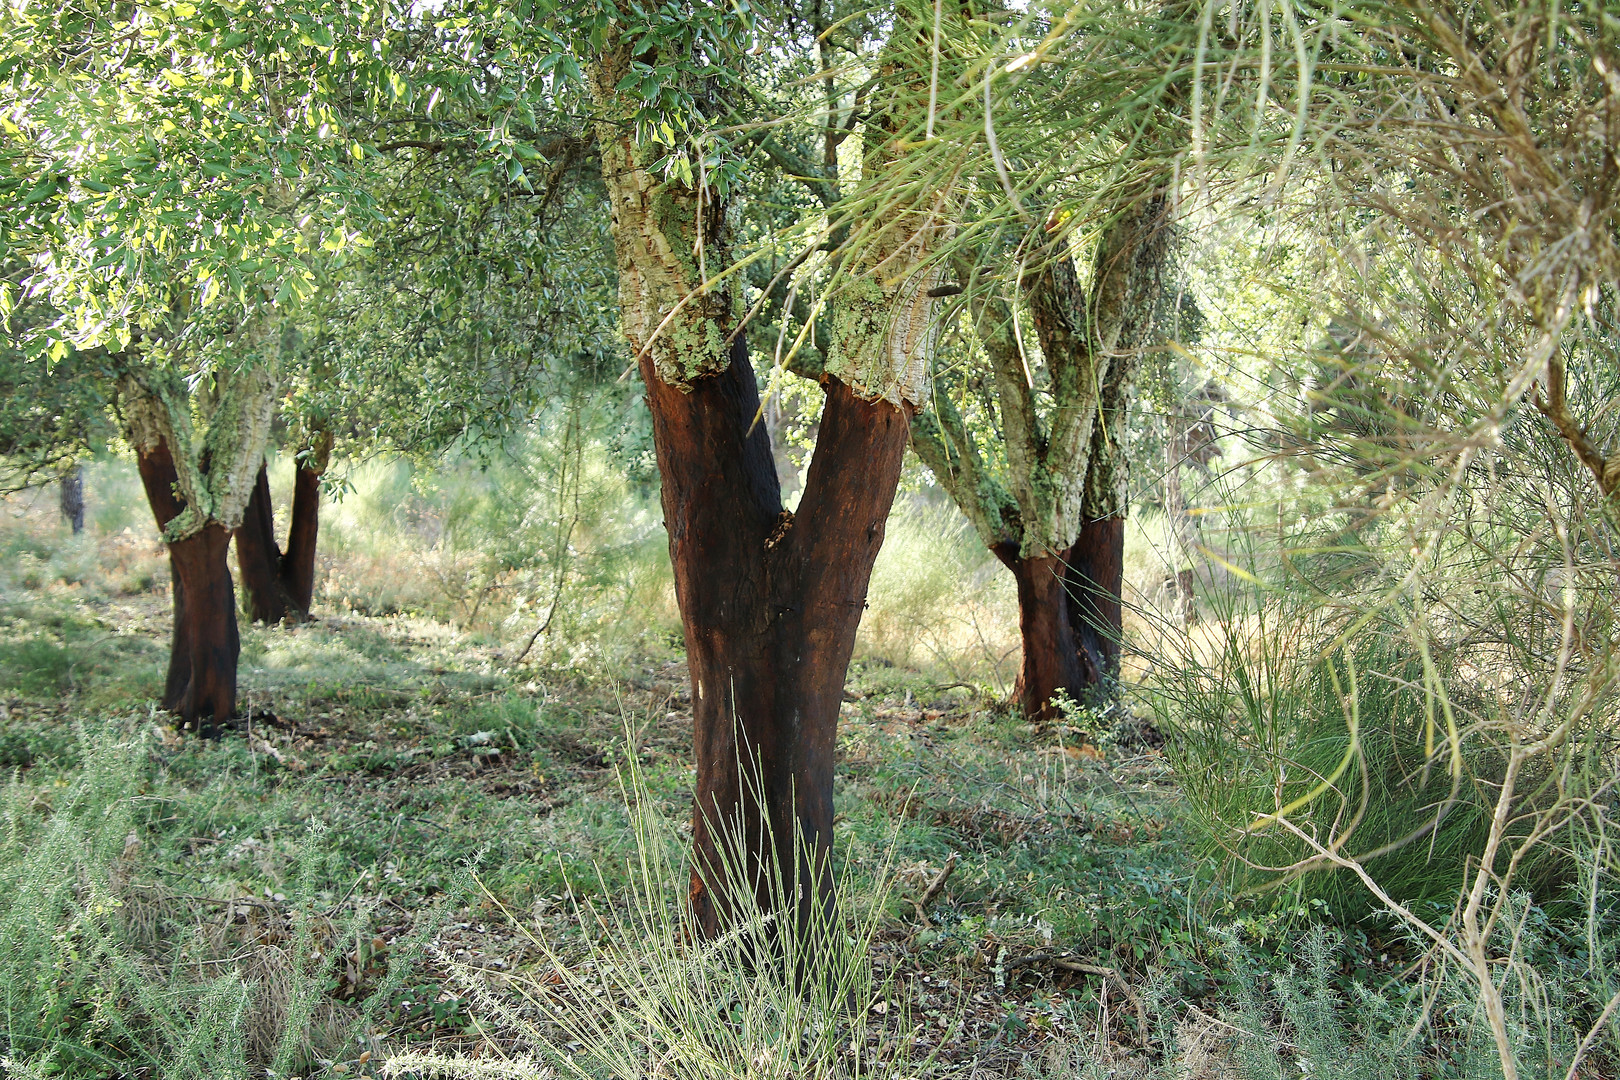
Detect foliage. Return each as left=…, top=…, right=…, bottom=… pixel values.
left=0, top=728, right=399, bottom=1077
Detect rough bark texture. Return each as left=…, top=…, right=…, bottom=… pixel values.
left=135, top=440, right=239, bottom=734
left=59, top=465, right=84, bottom=534
left=645, top=338, right=910, bottom=941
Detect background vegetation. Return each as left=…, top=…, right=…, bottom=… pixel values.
left=4, top=0, right=1620, bottom=1077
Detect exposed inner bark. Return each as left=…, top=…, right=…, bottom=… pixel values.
left=283, top=459, right=323, bottom=612
left=236, top=463, right=294, bottom=624
left=644, top=337, right=910, bottom=943
left=995, top=546, right=1089, bottom=724
left=235, top=459, right=323, bottom=623
left=1066, top=514, right=1126, bottom=686
left=135, top=441, right=239, bottom=734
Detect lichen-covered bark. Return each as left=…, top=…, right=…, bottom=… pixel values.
left=920, top=203, right=1162, bottom=566
left=116, top=339, right=277, bottom=730
left=910, top=388, right=1019, bottom=550
left=589, top=44, right=733, bottom=387
left=119, top=356, right=277, bottom=540
left=822, top=2, right=958, bottom=407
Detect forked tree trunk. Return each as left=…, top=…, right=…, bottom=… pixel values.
left=135, top=441, right=240, bottom=735
left=235, top=458, right=323, bottom=623
left=991, top=522, right=1125, bottom=725
left=646, top=339, right=911, bottom=940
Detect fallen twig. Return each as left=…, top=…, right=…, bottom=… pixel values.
left=1001, top=949, right=1150, bottom=1041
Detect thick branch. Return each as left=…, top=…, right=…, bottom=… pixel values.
left=966, top=287, right=1045, bottom=530
left=1536, top=353, right=1620, bottom=498
left=910, top=384, right=1018, bottom=550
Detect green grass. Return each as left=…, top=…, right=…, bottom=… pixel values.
left=1, top=478, right=1617, bottom=1079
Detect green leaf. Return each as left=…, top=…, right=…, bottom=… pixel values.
left=21, top=176, right=59, bottom=204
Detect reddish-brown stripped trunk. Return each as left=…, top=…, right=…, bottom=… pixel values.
left=283, top=459, right=322, bottom=612
left=995, top=546, right=1089, bottom=725
left=1066, top=514, right=1125, bottom=685
left=135, top=442, right=239, bottom=735
left=994, top=515, right=1125, bottom=725
left=235, top=460, right=322, bottom=623
left=644, top=338, right=910, bottom=941
left=236, top=464, right=293, bottom=624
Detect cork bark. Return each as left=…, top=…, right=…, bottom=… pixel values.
left=588, top=10, right=955, bottom=950
left=912, top=194, right=1171, bottom=719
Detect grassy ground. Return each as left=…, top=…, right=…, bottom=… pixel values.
left=0, top=472, right=1225, bottom=1080
left=7, top=465, right=1607, bottom=1080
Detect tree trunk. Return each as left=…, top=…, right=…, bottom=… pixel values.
left=167, top=523, right=239, bottom=734
left=235, top=457, right=322, bottom=623
left=135, top=441, right=239, bottom=734
left=1066, top=514, right=1126, bottom=685
left=282, top=459, right=323, bottom=612
left=59, top=465, right=84, bottom=534
left=646, top=338, right=910, bottom=944
left=236, top=463, right=292, bottom=624
left=996, top=546, right=1091, bottom=724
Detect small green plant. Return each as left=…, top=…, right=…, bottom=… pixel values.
left=0, top=726, right=418, bottom=1078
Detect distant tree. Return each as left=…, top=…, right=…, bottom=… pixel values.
left=2, top=0, right=564, bottom=729
left=0, top=272, right=116, bottom=498
left=58, top=466, right=84, bottom=534
left=911, top=201, right=1173, bottom=720
left=229, top=68, right=609, bottom=626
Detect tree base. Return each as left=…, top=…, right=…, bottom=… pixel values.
left=165, top=523, right=240, bottom=736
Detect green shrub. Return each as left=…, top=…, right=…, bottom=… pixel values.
left=0, top=728, right=408, bottom=1078
left=1157, top=619, right=1562, bottom=923
left=0, top=637, right=76, bottom=695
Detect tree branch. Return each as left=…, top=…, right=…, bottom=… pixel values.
left=1534, top=352, right=1620, bottom=498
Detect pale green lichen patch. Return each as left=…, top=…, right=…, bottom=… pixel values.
left=117, top=328, right=278, bottom=540
left=827, top=264, right=945, bottom=407
left=196, top=363, right=276, bottom=531
left=588, top=48, right=734, bottom=390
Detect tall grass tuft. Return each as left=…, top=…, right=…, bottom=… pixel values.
left=1156, top=602, right=1563, bottom=922
left=388, top=748, right=918, bottom=1080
